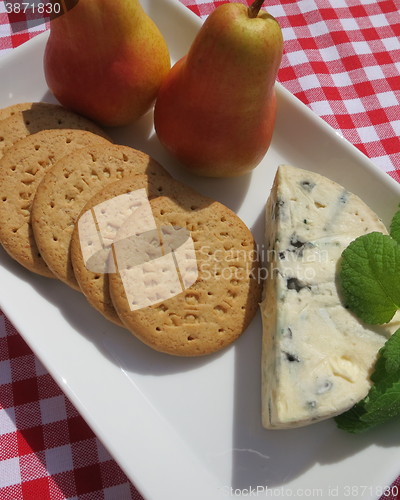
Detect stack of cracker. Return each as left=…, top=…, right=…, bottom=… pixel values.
left=0, top=102, right=262, bottom=356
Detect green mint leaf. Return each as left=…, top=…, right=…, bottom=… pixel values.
left=335, top=401, right=370, bottom=433
left=390, top=207, right=400, bottom=245
left=371, top=329, right=400, bottom=388
left=339, top=232, right=400, bottom=324
left=335, top=329, right=400, bottom=433
left=359, top=382, right=400, bottom=426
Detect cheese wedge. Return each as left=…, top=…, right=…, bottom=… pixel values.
left=260, top=165, right=400, bottom=429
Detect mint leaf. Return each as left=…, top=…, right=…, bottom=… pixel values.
left=335, top=401, right=371, bottom=434
left=359, top=383, right=400, bottom=425
left=339, top=232, right=400, bottom=324
left=335, top=329, right=400, bottom=433
left=390, top=207, right=400, bottom=245
left=371, top=330, right=400, bottom=389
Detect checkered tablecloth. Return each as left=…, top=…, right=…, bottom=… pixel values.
left=0, top=1, right=399, bottom=499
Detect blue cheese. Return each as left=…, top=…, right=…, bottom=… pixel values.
left=260, top=165, right=400, bottom=429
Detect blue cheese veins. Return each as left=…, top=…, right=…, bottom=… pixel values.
left=260, top=165, right=400, bottom=429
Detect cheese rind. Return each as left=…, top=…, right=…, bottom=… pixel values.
left=261, top=165, right=400, bottom=429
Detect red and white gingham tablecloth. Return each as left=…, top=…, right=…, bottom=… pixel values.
left=0, top=1, right=399, bottom=499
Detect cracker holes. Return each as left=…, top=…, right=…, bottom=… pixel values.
left=0, top=136, right=4, bottom=142
left=34, top=144, right=40, bottom=151
left=214, top=305, right=227, bottom=315
left=53, top=235, right=58, bottom=242
left=103, top=167, right=111, bottom=178
left=66, top=138, right=72, bottom=144
left=184, top=314, right=199, bottom=323
left=1, top=196, right=7, bottom=202
left=25, top=167, right=36, bottom=176
left=64, top=172, right=70, bottom=179
left=49, top=200, right=55, bottom=208
left=10, top=166, right=16, bottom=172
left=185, top=293, right=199, bottom=305
left=123, top=154, right=128, bottom=162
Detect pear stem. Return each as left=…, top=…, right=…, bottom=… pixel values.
left=248, top=0, right=265, bottom=18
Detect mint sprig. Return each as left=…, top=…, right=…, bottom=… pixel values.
left=340, top=232, right=400, bottom=324
left=335, top=329, right=400, bottom=433
left=336, top=207, right=400, bottom=433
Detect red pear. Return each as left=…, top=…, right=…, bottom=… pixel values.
left=44, top=0, right=170, bottom=127
left=154, top=0, right=283, bottom=177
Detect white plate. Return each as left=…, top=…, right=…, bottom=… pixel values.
left=1, top=1, right=400, bottom=499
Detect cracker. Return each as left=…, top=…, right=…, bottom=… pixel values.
left=0, top=102, right=33, bottom=121
left=0, top=102, right=110, bottom=158
left=0, top=129, right=110, bottom=277
left=71, top=174, right=186, bottom=326
left=31, top=144, right=170, bottom=289
left=108, top=192, right=263, bottom=356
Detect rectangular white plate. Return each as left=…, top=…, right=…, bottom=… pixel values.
left=1, top=1, right=400, bottom=499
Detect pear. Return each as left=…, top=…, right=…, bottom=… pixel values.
left=154, top=0, right=283, bottom=177
left=44, top=0, right=170, bottom=127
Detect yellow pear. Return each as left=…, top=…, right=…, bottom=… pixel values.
left=154, top=0, right=283, bottom=177
left=44, top=0, right=171, bottom=126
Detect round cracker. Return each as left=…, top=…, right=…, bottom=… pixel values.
left=0, top=129, right=110, bottom=277
left=71, top=174, right=192, bottom=326
left=0, top=102, right=110, bottom=158
left=31, top=144, right=170, bottom=289
left=108, top=192, right=263, bottom=356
